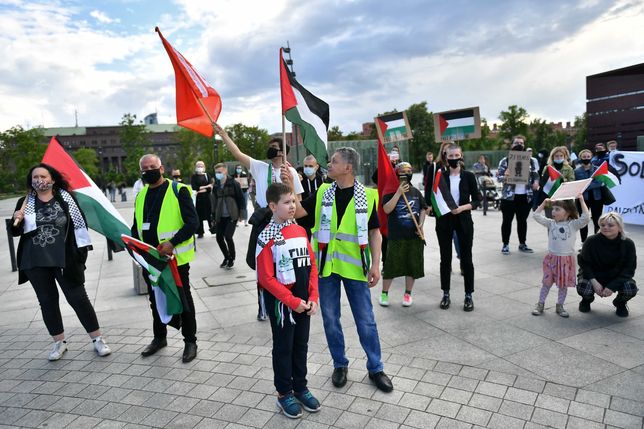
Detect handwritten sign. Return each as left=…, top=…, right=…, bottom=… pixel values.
left=505, top=151, right=532, bottom=184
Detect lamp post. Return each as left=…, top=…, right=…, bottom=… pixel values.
left=282, top=41, right=301, bottom=166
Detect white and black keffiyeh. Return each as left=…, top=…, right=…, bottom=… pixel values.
left=23, top=189, right=91, bottom=248
left=318, top=180, right=369, bottom=274
left=256, top=219, right=296, bottom=286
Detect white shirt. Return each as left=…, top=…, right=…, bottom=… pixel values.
left=449, top=175, right=461, bottom=205
left=250, top=158, right=304, bottom=208
left=533, top=212, right=590, bottom=256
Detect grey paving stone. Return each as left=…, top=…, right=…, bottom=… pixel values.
left=65, top=415, right=103, bottom=428
left=48, top=396, right=84, bottom=413
left=294, top=421, right=331, bottom=429
left=37, top=412, right=79, bottom=429
left=542, top=383, right=577, bottom=401
left=236, top=408, right=273, bottom=428
left=25, top=393, right=59, bottom=409
left=534, top=393, right=569, bottom=414
left=566, top=415, right=605, bottom=429
left=434, top=362, right=462, bottom=376
left=505, top=387, right=538, bottom=405
left=447, top=376, right=478, bottom=392
left=610, top=396, right=644, bottom=417
left=455, top=405, right=491, bottom=426
left=499, top=400, right=534, bottom=420
left=231, top=391, right=265, bottom=408
left=603, top=409, right=643, bottom=429
left=93, top=402, right=131, bottom=420
left=487, top=413, right=525, bottom=429
left=485, top=371, right=516, bottom=386
left=435, top=417, right=472, bottom=428
left=413, top=382, right=444, bottom=398
left=474, top=381, right=507, bottom=399
left=189, top=399, right=222, bottom=418
left=421, top=371, right=452, bottom=386
left=73, top=398, right=109, bottom=416
left=375, top=403, right=411, bottom=423
left=394, top=376, right=420, bottom=393
left=468, top=393, right=502, bottom=412
left=0, top=406, right=30, bottom=424
left=574, top=389, right=611, bottom=408
left=305, top=404, right=343, bottom=425
left=427, top=399, right=461, bottom=418
left=212, top=403, right=248, bottom=422
left=334, top=410, right=372, bottom=429
left=439, top=387, right=472, bottom=405
left=372, top=387, right=405, bottom=404
left=121, top=389, right=155, bottom=406
left=530, top=407, right=568, bottom=429
left=402, top=410, right=441, bottom=428
left=117, top=405, right=153, bottom=424
left=193, top=417, right=228, bottom=429
left=348, top=396, right=382, bottom=416
left=567, top=400, right=605, bottom=422
left=513, top=377, right=546, bottom=393
left=366, top=417, right=402, bottom=429
left=13, top=409, right=54, bottom=427
left=401, top=392, right=432, bottom=411
left=166, top=413, right=204, bottom=429
left=458, top=367, right=488, bottom=381
left=318, top=391, right=355, bottom=410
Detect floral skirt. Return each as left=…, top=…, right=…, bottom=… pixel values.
left=542, top=253, right=576, bottom=288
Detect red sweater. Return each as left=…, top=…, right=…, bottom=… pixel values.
left=256, top=223, right=319, bottom=310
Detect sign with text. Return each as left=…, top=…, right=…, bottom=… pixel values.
left=374, top=111, right=413, bottom=143
left=550, top=179, right=592, bottom=201
left=505, top=151, right=532, bottom=184
left=433, top=107, right=481, bottom=142
left=606, top=150, right=644, bottom=225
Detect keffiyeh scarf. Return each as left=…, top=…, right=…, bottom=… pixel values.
left=318, top=180, right=369, bottom=275
left=23, top=189, right=92, bottom=248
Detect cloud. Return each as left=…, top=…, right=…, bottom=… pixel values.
left=90, top=10, right=120, bottom=24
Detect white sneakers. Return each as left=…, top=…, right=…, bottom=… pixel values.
left=47, top=337, right=112, bottom=360
left=48, top=340, right=68, bottom=361
left=92, top=336, right=112, bottom=357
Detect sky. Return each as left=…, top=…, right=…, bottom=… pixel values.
left=1, top=0, right=643, bottom=135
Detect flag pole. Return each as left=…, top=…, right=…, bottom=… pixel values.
left=282, top=114, right=287, bottom=165
left=195, top=97, right=219, bottom=163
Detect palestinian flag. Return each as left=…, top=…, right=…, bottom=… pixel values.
left=592, top=161, right=619, bottom=189
left=431, top=169, right=458, bottom=218
left=374, top=118, right=400, bottom=237
left=438, top=109, right=476, bottom=141
left=542, top=165, right=563, bottom=197
left=42, top=137, right=130, bottom=246
left=378, top=112, right=410, bottom=142
left=122, top=234, right=184, bottom=325
left=280, top=48, right=330, bottom=165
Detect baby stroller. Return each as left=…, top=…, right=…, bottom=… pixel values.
left=476, top=174, right=499, bottom=214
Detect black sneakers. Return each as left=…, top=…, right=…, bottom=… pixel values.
left=219, top=258, right=228, bottom=268
left=226, top=259, right=234, bottom=269
left=440, top=294, right=450, bottom=309
left=614, top=299, right=629, bottom=317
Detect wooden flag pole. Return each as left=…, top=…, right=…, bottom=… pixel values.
left=12, top=195, right=28, bottom=227
left=282, top=114, right=287, bottom=165
left=195, top=97, right=220, bottom=163
left=401, top=189, right=425, bottom=243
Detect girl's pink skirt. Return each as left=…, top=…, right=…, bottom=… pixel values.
left=542, top=253, right=576, bottom=288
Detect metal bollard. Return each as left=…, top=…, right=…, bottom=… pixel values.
left=5, top=219, right=17, bottom=272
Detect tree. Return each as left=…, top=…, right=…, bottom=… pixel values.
left=73, top=148, right=99, bottom=179
left=405, top=101, right=435, bottom=169
left=0, top=126, right=46, bottom=193
left=573, top=112, right=587, bottom=151
left=327, top=126, right=344, bottom=141
left=528, top=118, right=568, bottom=152
left=498, top=105, right=529, bottom=142
left=221, top=123, right=270, bottom=163
left=173, top=128, right=215, bottom=176
left=119, top=113, right=151, bottom=183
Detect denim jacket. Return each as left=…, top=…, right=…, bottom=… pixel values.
left=574, top=165, right=602, bottom=201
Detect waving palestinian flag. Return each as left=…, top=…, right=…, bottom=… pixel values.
left=592, top=161, right=619, bottom=189
left=542, top=165, right=563, bottom=197
left=280, top=48, right=330, bottom=165
left=42, top=137, right=130, bottom=246
left=122, top=234, right=185, bottom=325
left=431, top=169, right=458, bottom=218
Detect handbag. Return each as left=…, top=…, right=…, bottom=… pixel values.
left=600, top=185, right=616, bottom=205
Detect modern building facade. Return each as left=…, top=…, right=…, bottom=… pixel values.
left=587, top=63, right=644, bottom=150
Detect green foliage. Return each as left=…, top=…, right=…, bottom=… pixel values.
left=406, top=102, right=435, bottom=169
left=221, top=123, right=270, bottom=162
left=0, top=126, right=47, bottom=193
left=328, top=126, right=344, bottom=141
left=119, top=113, right=151, bottom=183
left=73, top=148, right=99, bottom=179
left=573, top=112, right=588, bottom=150
left=461, top=118, right=504, bottom=151
left=174, top=128, right=215, bottom=175
left=498, top=105, right=529, bottom=141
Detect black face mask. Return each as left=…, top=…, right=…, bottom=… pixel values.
left=447, top=158, right=461, bottom=169
left=512, top=144, right=525, bottom=151
left=580, top=159, right=591, bottom=165
left=267, top=147, right=279, bottom=159
left=141, top=168, right=161, bottom=184
left=595, top=150, right=606, bottom=157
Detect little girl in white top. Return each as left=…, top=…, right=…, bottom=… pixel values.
left=532, top=195, right=589, bottom=317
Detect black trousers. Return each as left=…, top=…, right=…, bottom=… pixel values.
left=144, top=263, right=197, bottom=343
left=215, top=217, right=236, bottom=260
left=579, top=198, right=604, bottom=242
left=264, top=291, right=311, bottom=395
left=435, top=212, right=474, bottom=293
left=25, top=267, right=99, bottom=336
left=501, top=194, right=531, bottom=245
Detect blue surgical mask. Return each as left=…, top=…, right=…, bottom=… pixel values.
left=553, top=159, right=564, bottom=164
left=303, top=167, right=315, bottom=177
left=215, top=172, right=225, bottom=181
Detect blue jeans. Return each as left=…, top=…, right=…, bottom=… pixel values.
left=318, top=273, right=383, bottom=373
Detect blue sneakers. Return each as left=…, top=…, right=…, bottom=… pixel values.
left=294, top=389, right=321, bottom=412
left=277, top=393, right=303, bottom=419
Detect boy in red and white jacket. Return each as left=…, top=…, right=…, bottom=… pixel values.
left=255, top=183, right=320, bottom=419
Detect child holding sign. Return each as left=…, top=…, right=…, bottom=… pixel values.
left=532, top=195, right=589, bottom=317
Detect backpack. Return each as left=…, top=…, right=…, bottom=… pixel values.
left=245, top=207, right=273, bottom=270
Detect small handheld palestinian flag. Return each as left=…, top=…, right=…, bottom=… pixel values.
left=592, top=161, right=619, bottom=189
left=542, top=165, right=563, bottom=197
left=431, top=169, right=458, bottom=218
left=122, top=234, right=187, bottom=327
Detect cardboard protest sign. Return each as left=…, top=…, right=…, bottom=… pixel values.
left=375, top=111, right=413, bottom=143
left=433, top=107, right=481, bottom=142
left=505, top=151, right=532, bottom=184
left=550, top=179, right=592, bottom=201
left=235, top=177, right=249, bottom=188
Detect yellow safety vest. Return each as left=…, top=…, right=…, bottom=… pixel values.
left=311, top=183, right=378, bottom=282
left=135, top=179, right=195, bottom=265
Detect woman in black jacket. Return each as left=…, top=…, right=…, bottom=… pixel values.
left=11, top=163, right=111, bottom=361
left=433, top=143, right=482, bottom=311
left=212, top=163, right=245, bottom=269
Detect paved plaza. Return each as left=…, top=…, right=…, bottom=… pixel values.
left=0, top=189, right=642, bottom=429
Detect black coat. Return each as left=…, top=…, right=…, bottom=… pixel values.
left=212, top=176, right=245, bottom=223
left=427, top=168, right=482, bottom=211
left=11, top=192, right=90, bottom=285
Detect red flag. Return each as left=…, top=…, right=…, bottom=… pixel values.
left=375, top=118, right=400, bottom=237
left=156, top=27, right=221, bottom=138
